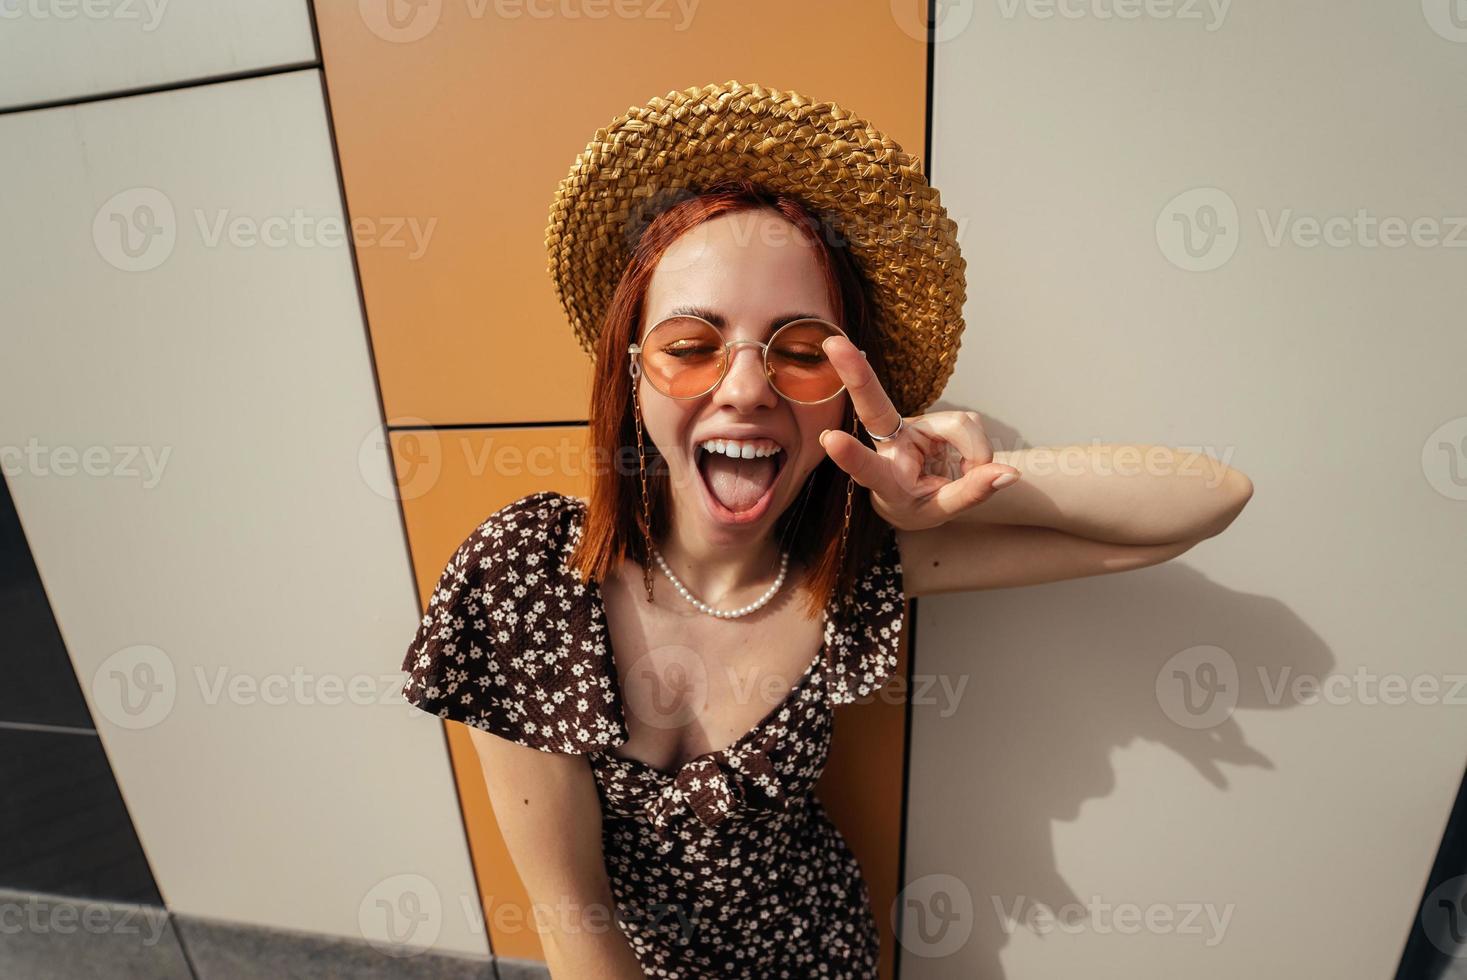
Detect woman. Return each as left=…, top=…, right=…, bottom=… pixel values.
left=401, top=81, right=1252, bottom=978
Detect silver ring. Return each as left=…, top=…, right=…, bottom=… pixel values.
left=869, top=416, right=904, bottom=442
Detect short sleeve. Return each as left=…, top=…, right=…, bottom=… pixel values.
left=399, top=490, right=629, bottom=754
left=824, top=523, right=906, bottom=706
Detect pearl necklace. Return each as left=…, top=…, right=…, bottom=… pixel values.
left=651, top=546, right=791, bottom=619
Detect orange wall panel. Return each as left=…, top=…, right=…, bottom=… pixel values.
left=820, top=620, right=913, bottom=979
left=396, top=425, right=590, bottom=961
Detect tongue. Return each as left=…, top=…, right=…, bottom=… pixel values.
left=699, top=453, right=776, bottom=513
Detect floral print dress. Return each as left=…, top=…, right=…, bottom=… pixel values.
left=400, top=490, right=906, bottom=978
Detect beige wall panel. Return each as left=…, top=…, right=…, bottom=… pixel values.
left=0, top=70, right=488, bottom=958
left=0, top=0, right=316, bottom=110
left=908, top=1, right=1467, bottom=977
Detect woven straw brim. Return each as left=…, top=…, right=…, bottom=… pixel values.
left=544, top=80, right=966, bottom=418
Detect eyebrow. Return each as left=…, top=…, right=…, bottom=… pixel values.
left=662, top=305, right=826, bottom=335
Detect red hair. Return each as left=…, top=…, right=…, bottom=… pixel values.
left=567, top=178, right=894, bottom=620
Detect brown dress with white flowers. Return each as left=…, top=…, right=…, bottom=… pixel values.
left=400, top=490, right=905, bottom=978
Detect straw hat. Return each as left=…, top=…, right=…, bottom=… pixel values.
left=544, top=79, right=967, bottom=418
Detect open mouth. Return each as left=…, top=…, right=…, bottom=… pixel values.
left=694, top=442, right=786, bottom=522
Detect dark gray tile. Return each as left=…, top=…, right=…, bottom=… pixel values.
left=0, top=888, right=191, bottom=980
left=0, top=728, right=161, bottom=904
left=174, top=912, right=496, bottom=980
left=0, top=474, right=93, bottom=729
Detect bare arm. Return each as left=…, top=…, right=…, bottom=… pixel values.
left=815, top=342, right=1256, bottom=594
left=898, top=446, right=1253, bottom=596
left=899, top=521, right=1213, bottom=596
left=960, top=444, right=1253, bottom=544
left=465, top=727, right=645, bottom=979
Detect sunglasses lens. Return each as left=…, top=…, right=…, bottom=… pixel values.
left=768, top=319, right=845, bottom=402
left=641, top=317, right=726, bottom=397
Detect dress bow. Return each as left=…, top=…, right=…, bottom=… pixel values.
left=647, top=756, right=743, bottom=835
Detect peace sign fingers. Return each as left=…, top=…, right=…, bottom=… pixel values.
left=821, top=333, right=904, bottom=441
left=902, top=411, right=995, bottom=477
left=820, top=404, right=1021, bottom=534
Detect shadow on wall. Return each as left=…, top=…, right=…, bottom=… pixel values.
left=899, top=406, right=1331, bottom=977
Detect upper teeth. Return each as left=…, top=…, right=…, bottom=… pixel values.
left=699, top=439, right=783, bottom=460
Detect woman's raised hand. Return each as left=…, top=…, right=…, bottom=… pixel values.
left=817, top=334, right=1021, bottom=531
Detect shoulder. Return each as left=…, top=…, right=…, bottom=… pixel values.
left=478, top=489, right=583, bottom=550
left=399, top=489, right=625, bottom=753
left=414, top=490, right=573, bottom=612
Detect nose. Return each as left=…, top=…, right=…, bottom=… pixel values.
left=712, top=340, right=780, bottom=410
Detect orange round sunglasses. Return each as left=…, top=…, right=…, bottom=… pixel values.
left=627, top=314, right=852, bottom=404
